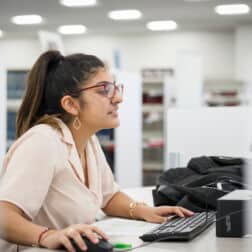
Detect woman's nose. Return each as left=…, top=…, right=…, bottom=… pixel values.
left=111, top=90, right=123, bottom=104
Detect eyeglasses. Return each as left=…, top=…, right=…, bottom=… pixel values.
left=78, top=81, right=124, bottom=99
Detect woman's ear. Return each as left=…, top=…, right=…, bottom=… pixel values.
left=60, top=95, right=80, bottom=116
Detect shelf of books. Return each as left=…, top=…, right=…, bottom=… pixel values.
left=6, top=70, right=28, bottom=151
left=141, top=68, right=174, bottom=186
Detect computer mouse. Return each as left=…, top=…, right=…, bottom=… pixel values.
left=71, top=235, right=114, bottom=252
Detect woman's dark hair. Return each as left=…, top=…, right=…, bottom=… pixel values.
left=16, top=50, right=105, bottom=138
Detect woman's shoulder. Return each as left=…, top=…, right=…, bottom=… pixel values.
left=29, top=123, right=61, bottom=138
left=9, top=124, right=62, bottom=153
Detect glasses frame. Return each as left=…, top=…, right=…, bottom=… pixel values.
left=78, top=81, right=124, bottom=99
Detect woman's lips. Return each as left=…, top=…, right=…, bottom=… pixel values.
left=108, top=110, right=118, bottom=116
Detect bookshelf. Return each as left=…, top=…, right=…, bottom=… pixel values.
left=204, top=79, right=245, bottom=107
left=141, top=68, right=174, bottom=186
left=0, top=61, right=7, bottom=166
left=6, top=70, right=28, bottom=150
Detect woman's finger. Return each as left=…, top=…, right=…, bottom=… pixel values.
left=157, top=206, right=192, bottom=217
left=82, top=229, right=99, bottom=244
left=173, top=207, right=185, bottom=217
left=66, top=229, right=86, bottom=251
left=179, top=207, right=194, bottom=216
left=91, top=226, right=109, bottom=240
left=59, top=235, right=75, bottom=252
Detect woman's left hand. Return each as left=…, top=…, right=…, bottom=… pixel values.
left=137, top=205, right=194, bottom=224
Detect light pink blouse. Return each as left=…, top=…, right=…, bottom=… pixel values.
left=0, top=119, right=120, bottom=251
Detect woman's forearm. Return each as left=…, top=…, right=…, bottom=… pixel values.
left=0, top=201, right=46, bottom=246
left=102, top=191, right=147, bottom=220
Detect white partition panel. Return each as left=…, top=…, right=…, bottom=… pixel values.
left=0, top=55, right=7, bottom=167
left=166, top=107, right=252, bottom=169
left=176, top=50, right=203, bottom=108
left=114, top=71, right=142, bottom=188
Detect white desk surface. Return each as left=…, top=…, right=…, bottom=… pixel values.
left=21, top=187, right=252, bottom=252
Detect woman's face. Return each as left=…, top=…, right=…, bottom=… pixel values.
left=78, top=68, right=123, bottom=132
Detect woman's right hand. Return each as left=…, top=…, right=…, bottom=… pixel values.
left=39, top=224, right=108, bottom=252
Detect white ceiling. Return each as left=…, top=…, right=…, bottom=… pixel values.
left=0, top=0, right=252, bottom=38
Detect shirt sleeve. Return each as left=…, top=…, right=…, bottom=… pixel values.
left=92, top=136, right=120, bottom=208
left=0, top=132, right=57, bottom=220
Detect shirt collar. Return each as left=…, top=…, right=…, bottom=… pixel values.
left=54, top=118, right=75, bottom=146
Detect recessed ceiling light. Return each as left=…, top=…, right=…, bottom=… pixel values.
left=184, top=0, right=211, bottom=2
left=215, top=4, right=250, bottom=15
left=59, top=0, right=97, bottom=7
left=58, top=25, right=87, bottom=35
left=108, top=9, right=142, bottom=20
left=11, top=14, right=43, bottom=25
left=146, top=20, right=178, bottom=31
left=11, top=15, right=43, bottom=25
left=0, top=30, right=3, bottom=37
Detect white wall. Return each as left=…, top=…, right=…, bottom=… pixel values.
left=0, top=31, right=234, bottom=79
left=235, top=26, right=252, bottom=83
left=0, top=39, right=40, bottom=69
left=65, top=32, right=234, bottom=79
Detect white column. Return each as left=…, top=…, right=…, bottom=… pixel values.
left=114, top=71, right=142, bottom=188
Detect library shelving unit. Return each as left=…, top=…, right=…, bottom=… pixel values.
left=203, top=79, right=245, bottom=107
left=0, top=61, right=7, bottom=166
left=141, top=68, right=174, bottom=185
left=6, top=70, right=28, bottom=150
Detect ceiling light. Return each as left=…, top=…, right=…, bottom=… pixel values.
left=58, top=25, right=87, bottom=35
left=108, top=10, right=142, bottom=20
left=184, top=0, right=211, bottom=2
left=59, top=0, right=97, bottom=7
left=146, top=20, right=178, bottom=31
left=215, top=4, right=250, bottom=15
left=0, top=30, right=3, bottom=37
left=11, top=14, right=43, bottom=25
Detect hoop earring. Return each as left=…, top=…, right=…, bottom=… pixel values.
left=73, top=117, right=81, bottom=130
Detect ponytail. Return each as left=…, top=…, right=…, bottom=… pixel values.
left=16, top=51, right=63, bottom=138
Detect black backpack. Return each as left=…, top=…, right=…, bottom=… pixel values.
left=152, top=156, right=246, bottom=212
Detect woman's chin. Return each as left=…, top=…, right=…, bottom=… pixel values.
left=105, top=120, right=120, bottom=129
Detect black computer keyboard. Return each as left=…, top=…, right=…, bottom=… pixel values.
left=139, top=211, right=216, bottom=242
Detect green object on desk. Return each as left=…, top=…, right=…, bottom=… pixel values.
left=113, top=242, right=132, bottom=249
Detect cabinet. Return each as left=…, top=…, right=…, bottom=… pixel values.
left=141, top=68, right=174, bottom=185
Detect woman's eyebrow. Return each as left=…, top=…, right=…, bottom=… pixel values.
left=95, top=81, right=113, bottom=86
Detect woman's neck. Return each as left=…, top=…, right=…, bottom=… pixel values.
left=68, top=124, right=94, bottom=156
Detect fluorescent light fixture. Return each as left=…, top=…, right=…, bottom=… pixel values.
left=59, top=0, right=97, bottom=7
left=58, top=25, right=87, bottom=35
left=11, top=14, right=43, bottom=25
left=147, top=20, right=178, bottom=31
left=215, top=4, right=250, bottom=15
left=108, top=9, right=142, bottom=20
left=0, top=30, right=3, bottom=37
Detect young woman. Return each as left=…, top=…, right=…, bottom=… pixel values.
left=0, top=51, right=193, bottom=252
